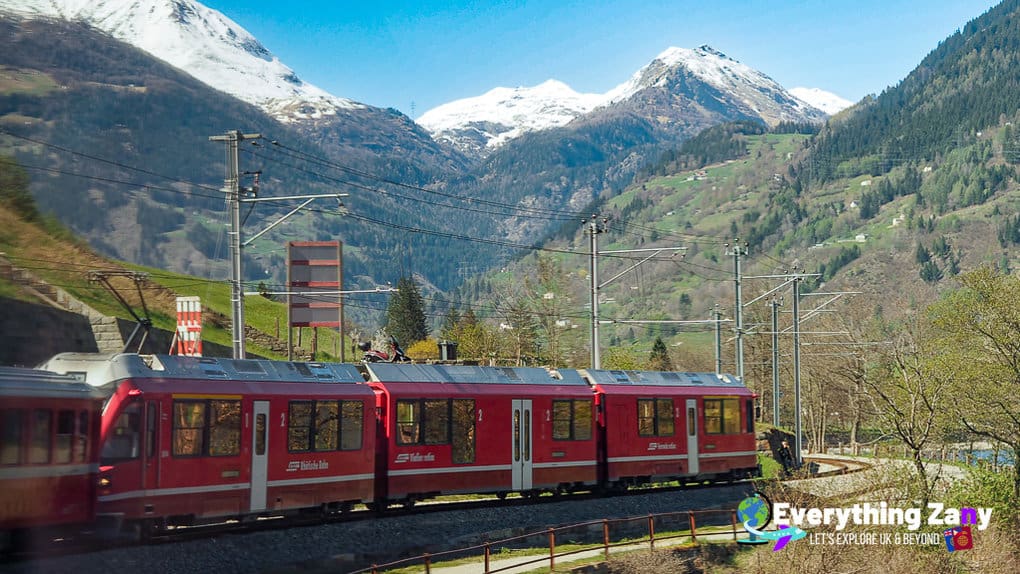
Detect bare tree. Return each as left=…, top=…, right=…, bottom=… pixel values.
left=863, top=314, right=950, bottom=509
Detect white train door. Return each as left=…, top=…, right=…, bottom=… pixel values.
left=686, top=399, right=699, bottom=476
left=250, top=401, right=269, bottom=512
left=511, top=399, right=533, bottom=491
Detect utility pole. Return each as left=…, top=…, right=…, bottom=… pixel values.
left=770, top=297, right=782, bottom=427
left=585, top=215, right=608, bottom=369
left=713, top=305, right=723, bottom=374
left=792, top=273, right=803, bottom=467
left=210, top=131, right=348, bottom=359
left=727, top=240, right=749, bottom=381
left=210, top=130, right=261, bottom=359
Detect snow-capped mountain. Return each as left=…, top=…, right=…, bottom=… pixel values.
left=0, top=0, right=360, bottom=122
left=790, top=87, right=853, bottom=115
left=421, top=45, right=829, bottom=156
left=418, top=80, right=604, bottom=157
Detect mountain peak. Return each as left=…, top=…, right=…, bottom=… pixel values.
left=1, top=0, right=362, bottom=121
left=417, top=79, right=603, bottom=155
left=602, top=45, right=828, bottom=125
left=790, top=87, right=853, bottom=115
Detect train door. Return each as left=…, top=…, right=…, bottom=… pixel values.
left=511, top=399, right=533, bottom=491
left=143, top=400, right=160, bottom=490
left=250, top=401, right=269, bottom=512
left=686, top=398, right=699, bottom=475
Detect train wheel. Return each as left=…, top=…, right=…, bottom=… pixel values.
left=495, top=492, right=508, bottom=501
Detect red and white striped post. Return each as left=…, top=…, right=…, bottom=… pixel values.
left=175, top=296, right=203, bottom=356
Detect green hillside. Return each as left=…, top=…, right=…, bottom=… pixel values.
left=0, top=158, right=350, bottom=362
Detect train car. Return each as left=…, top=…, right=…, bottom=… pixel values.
left=0, top=366, right=104, bottom=549
left=40, top=353, right=376, bottom=532
left=366, top=363, right=597, bottom=505
left=584, top=369, right=759, bottom=487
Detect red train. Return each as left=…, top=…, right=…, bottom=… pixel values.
left=0, top=366, right=105, bottom=551
left=2, top=353, right=759, bottom=544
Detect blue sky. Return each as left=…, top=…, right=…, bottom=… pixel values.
left=203, top=0, right=999, bottom=118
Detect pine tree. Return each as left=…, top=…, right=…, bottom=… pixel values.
left=385, top=276, right=429, bottom=345
left=648, top=337, right=673, bottom=371
left=440, top=306, right=461, bottom=340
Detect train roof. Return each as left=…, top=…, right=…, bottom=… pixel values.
left=0, top=365, right=107, bottom=400
left=38, top=353, right=366, bottom=386
left=366, top=363, right=587, bottom=386
left=582, top=369, right=744, bottom=388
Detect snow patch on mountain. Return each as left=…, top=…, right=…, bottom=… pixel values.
left=604, top=45, right=824, bottom=123
left=789, top=87, right=853, bottom=115
left=0, top=0, right=361, bottom=121
left=422, top=45, right=829, bottom=154
left=417, top=79, right=603, bottom=153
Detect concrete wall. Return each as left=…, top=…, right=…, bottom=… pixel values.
left=0, top=296, right=234, bottom=366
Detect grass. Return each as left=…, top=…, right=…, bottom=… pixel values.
left=0, top=204, right=349, bottom=361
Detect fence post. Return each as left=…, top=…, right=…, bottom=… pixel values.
left=484, top=542, right=491, bottom=573
left=424, top=552, right=431, bottom=573
left=689, top=511, right=697, bottom=543
left=731, top=510, right=738, bottom=541
left=648, top=515, right=655, bottom=551
left=549, top=528, right=556, bottom=571
left=603, top=519, right=610, bottom=561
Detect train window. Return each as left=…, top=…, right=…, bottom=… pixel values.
left=524, top=410, right=530, bottom=462
left=314, top=402, right=339, bottom=451
left=552, top=400, right=572, bottom=439
left=704, top=398, right=741, bottom=435
left=55, top=410, right=74, bottom=464
left=656, top=399, right=674, bottom=436
left=340, top=401, right=363, bottom=451
left=637, top=399, right=674, bottom=437
left=29, top=409, right=52, bottom=464
left=722, top=399, right=740, bottom=434
left=145, top=403, right=157, bottom=459
left=102, top=402, right=141, bottom=463
left=513, top=409, right=520, bottom=462
left=77, top=411, right=89, bottom=463
left=704, top=399, right=721, bottom=434
left=396, top=400, right=421, bottom=445
left=424, top=399, right=450, bottom=445
left=172, top=401, right=206, bottom=457
left=552, top=400, right=592, bottom=441
left=573, top=401, right=592, bottom=440
left=451, top=400, right=475, bottom=464
left=208, top=400, right=241, bottom=456
left=0, top=410, right=22, bottom=465
left=746, top=400, right=755, bottom=433
left=255, top=413, right=266, bottom=456
left=638, top=399, right=655, bottom=437
left=288, top=401, right=313, bottom=452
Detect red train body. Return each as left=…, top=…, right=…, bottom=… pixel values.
left=585, top=369, right=758, bottom=486
left=367, top=364, right=598, bottom=503
left=0, top=366, right=104, bottom=548
left=8, top=353, right=760, bottom=541
left=40, top=353, right=375, bottom=530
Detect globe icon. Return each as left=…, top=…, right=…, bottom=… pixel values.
left=737, top=495, right=770, bottom=529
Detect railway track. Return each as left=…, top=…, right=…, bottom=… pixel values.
left=3, top=456, right=871, bottom=565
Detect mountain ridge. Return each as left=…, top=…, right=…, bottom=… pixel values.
left=420, top=45, right=832, bottom=157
